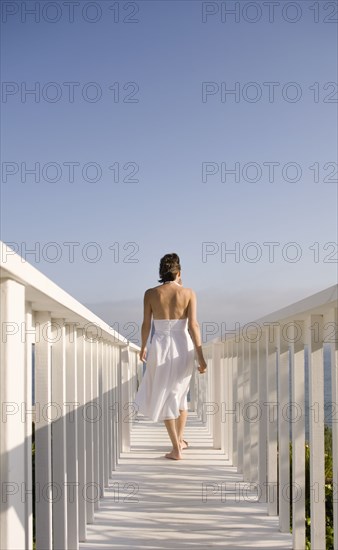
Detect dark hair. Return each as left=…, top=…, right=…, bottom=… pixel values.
left=158, top=253, right=181, bottom=283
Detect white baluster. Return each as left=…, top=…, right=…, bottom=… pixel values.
left=265, top=324, right=278, bottom=515
left=107, top=345, right=113, bottom=479
left=120, top=345, right=131, bottom=453
left=258, top=329, right=268, bottom=503
left=85, top=335, right=95, bottom=523
left=65, top=322, right=79, bottom=549
left=76, top=329, right=87, bottom=541
left=103, top=342, right=109, bottom=487
left=232, top=340, right=239, bottom=469
left=92, top=339, right=100, bottom=507
left=290, top=321, right=305, bottom=550
left=34, top=311, right=53, bottom=550
left=305, top=314, right=325, bottom=549
left=243, top=337, right=251, bottom=481
left=237, top=338, right=244, bottom=474
left=212, top=341, right=222, bottom=449
left=51, top=318, right=67, bottom=549
left=0, top=279, right=26, bottom=549
left=25, top=303, right=34, bottom=550
left=111, top=346, right=118, bottom=472
left=277, top=324, right=290, bottom=532
left=225, top=339, right=234, bottom=464
left=249, top=337, right=259, bottom=484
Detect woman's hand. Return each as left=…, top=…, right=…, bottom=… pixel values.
left=139, top=347, right=147, bottom=362
left=198, top=358, right=207, bottom=374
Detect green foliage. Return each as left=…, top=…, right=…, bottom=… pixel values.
left=32, top=422, right=36, bottom=548
left=289, top=425, right=333, bottom=549
left=324, top=425, right=334, bottom=550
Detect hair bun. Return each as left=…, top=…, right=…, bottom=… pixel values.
left=158, top=253, right=181, bottom=283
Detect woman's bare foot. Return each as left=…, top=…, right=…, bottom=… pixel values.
left=180, top=439, right=188, bottom=450
left=165, top=449, right=182, bottom=460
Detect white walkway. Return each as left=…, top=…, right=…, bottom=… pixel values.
left=79, top=413, right=293, bottom=549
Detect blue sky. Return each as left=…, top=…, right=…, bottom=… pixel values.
left=1, top=0, right=337, bottom=344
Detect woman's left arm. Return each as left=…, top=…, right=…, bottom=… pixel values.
left=140, top=289, right=152, bottom=361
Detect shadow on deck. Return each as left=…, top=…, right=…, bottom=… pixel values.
left=79, top=413, right=292, bottom=549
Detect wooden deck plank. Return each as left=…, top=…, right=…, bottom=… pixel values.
left=79, top=413, right=292, bottom=549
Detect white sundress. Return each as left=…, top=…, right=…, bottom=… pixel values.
left=134, top=318, right=195, bottom=422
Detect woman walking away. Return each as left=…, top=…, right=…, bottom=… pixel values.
left=134, top=253, right=207, bottom=461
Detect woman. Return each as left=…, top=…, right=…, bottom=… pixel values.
left=134, top=253, right=207, bottom=461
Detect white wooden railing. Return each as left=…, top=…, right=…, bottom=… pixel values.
left=200, top=284, right=338, bottom=550
left=0, top=241, right=142, bottom=550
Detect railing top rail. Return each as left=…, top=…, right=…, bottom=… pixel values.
left=253, top=284, right=337, bottom=325
left=0, top=241, right=140, bottom=350
left=202, top=283, right=338, bottom=347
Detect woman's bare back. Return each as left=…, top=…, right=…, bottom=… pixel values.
left=140, top=275, right=206, bottom=374
left=146, top=282, right=192, bottom=320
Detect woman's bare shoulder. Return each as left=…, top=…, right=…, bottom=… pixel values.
left=182, top=286, right=195, bottom=295
left=180, top=287, right=195, bottom=302
left=144, top=285, right=161, bottom=294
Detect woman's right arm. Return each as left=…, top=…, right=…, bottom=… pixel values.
left=140, top=289, right=152, bottom=362
left=187, top=290, right=207, bottom=373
